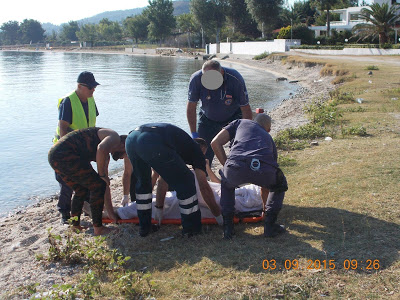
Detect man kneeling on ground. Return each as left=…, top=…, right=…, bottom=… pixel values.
left=211, top=114, right=288, bottom=239
left=48, top=127, right=126, bottom=236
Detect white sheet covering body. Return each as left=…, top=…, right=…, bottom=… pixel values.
left=117, top=173, right=262, bottom=220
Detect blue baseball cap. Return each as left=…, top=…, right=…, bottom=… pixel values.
left=77, top=71, right=100, bottom=88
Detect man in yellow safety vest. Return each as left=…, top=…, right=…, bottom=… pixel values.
left=53, top=71, right=100, bottom=224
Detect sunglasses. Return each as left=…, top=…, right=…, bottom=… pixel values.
left=80, top=83, right=95, bottom=90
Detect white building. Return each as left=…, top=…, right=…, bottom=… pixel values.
left=309, top=0, right=400, bottom=37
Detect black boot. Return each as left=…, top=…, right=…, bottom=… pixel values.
left=223, top=213, right=235, bottom=240
left=264, top=213, right=285, bottom=238
left=60, top=211, right=71, bottom=224
left=138, top=210, right=152, bottom=237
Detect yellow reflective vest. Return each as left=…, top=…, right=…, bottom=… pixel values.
left=53, top=91, right=97, bottom=144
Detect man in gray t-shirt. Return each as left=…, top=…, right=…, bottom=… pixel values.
left=211, top=114, right=288, bottom=239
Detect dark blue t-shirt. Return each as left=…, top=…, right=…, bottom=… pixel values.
left=58, top=97, right=99, bottom=124
left=224, top=119, right=278, bottom=167
left=188, top=67, right=249, bottom=122
left=140, top=123, right=207, bottom=173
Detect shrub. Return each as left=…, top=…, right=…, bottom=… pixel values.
left=277, top=26, right=291, bottom=39
left=305, top=101, right=342, bottom=126
left=253, top=52, right=269, bottom=60
left=342, top=125, right=368, bottom=136
left=275, top=130, right=308, bottom=151
left=366, top=65, right=379, bottom=70
left=329, top=90, right=355, bottom=104
left=380, top=43, right=393, bottom=49
left=332, top=76, right=348, bottom=85
left=292, top=24, right=315, bottom=45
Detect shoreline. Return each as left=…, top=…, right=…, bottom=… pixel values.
left=0, top=49, right=337, bottom=294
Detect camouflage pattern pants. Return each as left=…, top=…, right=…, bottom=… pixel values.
left=48, top=145, right=106, bottom=227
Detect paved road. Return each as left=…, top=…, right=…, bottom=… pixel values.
left=290, top=51, right=400, bottom=66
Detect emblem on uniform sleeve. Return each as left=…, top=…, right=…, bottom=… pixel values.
left=225, top=95, right=233, bottom=105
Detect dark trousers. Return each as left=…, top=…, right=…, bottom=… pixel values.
left=126, top=129, right=201, bottom=233
left=220, top=158, right=286, bottom=216
left=198, top=109, right=242, bottom=164
left=55, top=172, right=73, bottom=213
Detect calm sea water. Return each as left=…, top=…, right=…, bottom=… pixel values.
left=0, top=50, right=297, bottom=216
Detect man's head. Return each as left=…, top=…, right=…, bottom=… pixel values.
left=202, top=60, right=222, bottom=73
left=194, top=137, right=208, bottom=155
left=77, top=71, right=100, bottom=97
left=201, top=60, right=224, bottom=90
left=111, top=135, right=127, bottom=161
left=254, top=114, right=272, bottom=132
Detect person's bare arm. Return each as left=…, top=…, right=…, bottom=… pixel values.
left=96, top=129, right=120, bottom=182
left=205, top=159, right=220, bottom=183
left=58, top=120, right=71, bottom=138
left=151, top=170, right=160, bottom=189
left=187, top=101, right=198, bottom=134
left=155, top=176, right=168, bottom=208
left=261, top=187, right=270, bottom=218
left=122, top=156, right=132, bottom=195
left=195, top=168, right=221, bottom=217
left=240, top=104, right=253, bottom=120
left=211, top=129, right=231, bottom=166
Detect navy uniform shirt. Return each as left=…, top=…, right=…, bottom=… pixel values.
left=141, top=123, right=207, bottom=173
left=58, top=97, right=99, bottom=124
left=188, top=67, right=249, bottom=122
left=224, top=119, right=278, bottom=167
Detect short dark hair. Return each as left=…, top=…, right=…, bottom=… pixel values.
left=202, top=60, right=221, bottom=72
left=120, top=135, right=127, bottom=144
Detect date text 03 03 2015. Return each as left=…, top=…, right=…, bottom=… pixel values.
left=262, top=259, right=381, bottom=270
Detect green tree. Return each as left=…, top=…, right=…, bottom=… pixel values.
left=124, top=13, right=149, bottom=44
left=46, top=30, right=58, bottom=43
left=60, top=21, right=80, bottom=41
left=19, top=19, right=45, bottom=43
left=352, top=3, right=400, bottom=45
left=227, top=0, right=260, bottom=38
left=281, top=1, right=317, bottom=27
left=191, top=0, right=214, bottom=48
left=177, top=13, right=197, bottom=48
left=191, top=0, right=228, bottom=49
left=292, top=23, right=315, bottom=44
left=0, top=21, right=20, bottom=45
left=76, top=24, right=98, bottom=43
left=98, top=18, right=122, bottom=41
left=147, top=0, right=176, bottom=45
left=311, top=0, right=341, bottom=37
left=246, top=0, right=284, bottom=38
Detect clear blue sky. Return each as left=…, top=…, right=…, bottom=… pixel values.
left=1, top=0, right=149, bottom=25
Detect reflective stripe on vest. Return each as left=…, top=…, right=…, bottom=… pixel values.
left=53, top=91, right=96, bottom=144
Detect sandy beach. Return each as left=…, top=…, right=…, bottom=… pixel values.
left=0, top=50, right=337, bottom=296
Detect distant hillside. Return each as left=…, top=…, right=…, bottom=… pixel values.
left=42, top=0, right=190, bottom=35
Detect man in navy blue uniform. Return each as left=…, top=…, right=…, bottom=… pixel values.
left=125, top=123, right=222, bottom=237
left=187, top=60, right=252, bottom=165
left=211, top=114, right=288, bottom=239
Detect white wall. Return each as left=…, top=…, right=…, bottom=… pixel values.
left=292, top=48, right=400, bottom=55
left=207, top=39, right=301, bottom=55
